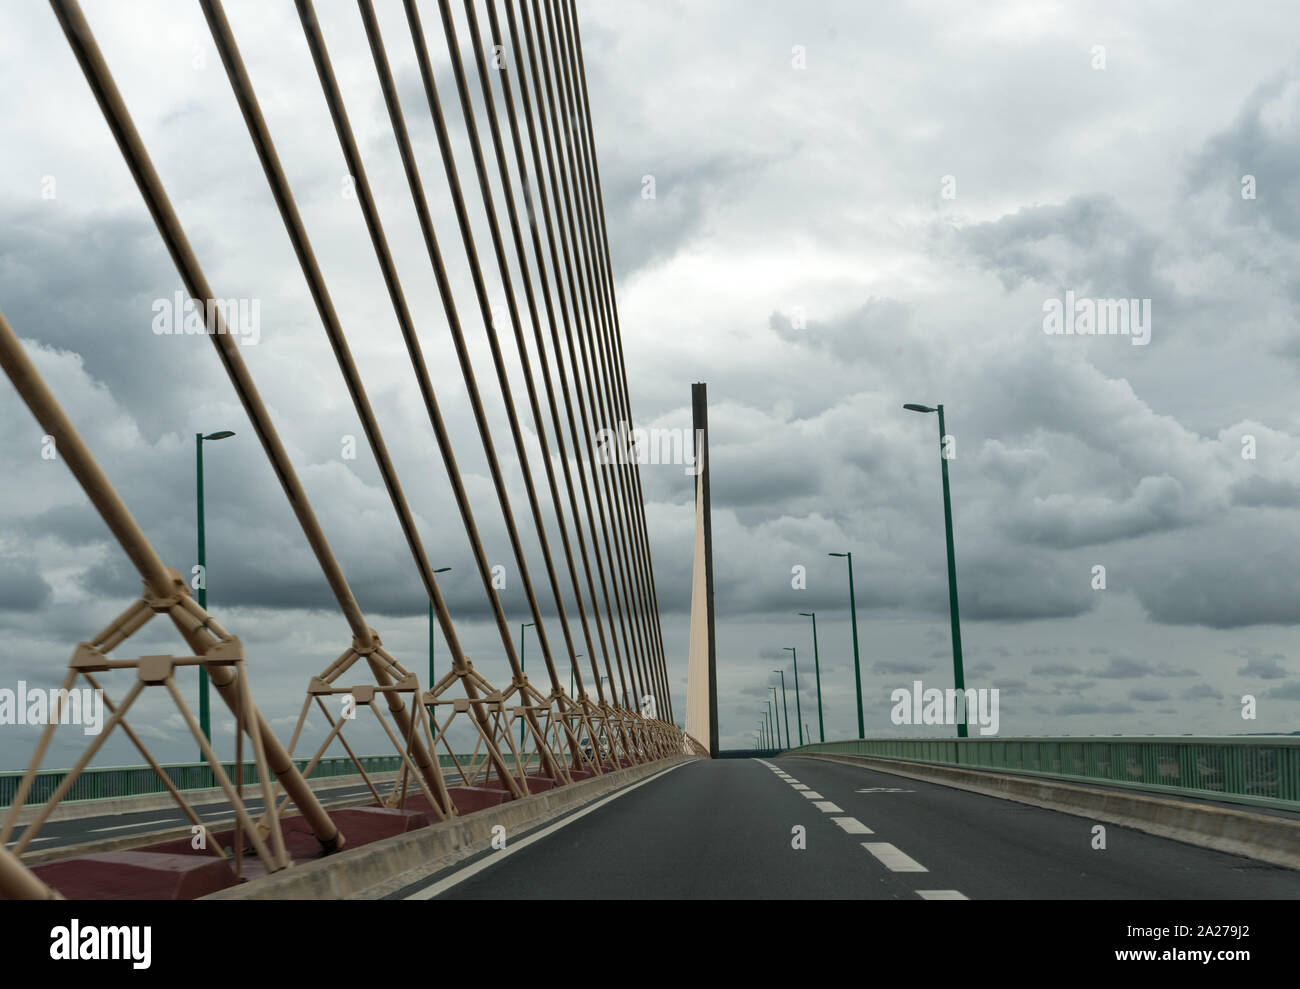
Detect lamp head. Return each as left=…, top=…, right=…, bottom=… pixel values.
left=903, top=404, right=936, bottom=414
left=202, top=430, right=236, bottom=440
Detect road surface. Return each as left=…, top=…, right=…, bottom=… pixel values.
left=395, top=756, right=1300, bottom=899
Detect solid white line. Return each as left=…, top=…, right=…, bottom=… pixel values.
left=405, top=761, right=691, bottom=900
left=832, top=817, right=872, bottom=834
left=917, top=890, right=968, bottom=900
left=88, top=818, right=180, bottom=833
left=862, top=842, right=929, bottom=872
left=799, top=791, right=823, bottom=800
left=813, top=801, right=843, bottom=813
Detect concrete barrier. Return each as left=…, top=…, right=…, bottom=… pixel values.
left=206, top=756, right=699, bottom=899
left=794, top=752, right=1300, bottom=870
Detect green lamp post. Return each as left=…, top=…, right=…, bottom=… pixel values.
left=195, top=429, right=234, bottom=757
left=798, top=612, right=824, bottom=742
left=828, top=552, right=864, bottom=737
left=904, top=402, right=967, bottom=738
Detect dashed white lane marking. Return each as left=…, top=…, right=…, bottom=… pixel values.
left=88, top=818, right=180, bottom=833
left=813, top=801, right=843, bottom=813
left=862, top=842, right=929, bottom=873
left=832, top=817, right=873, bottom=834
left=799, top=791, right=823, bottom=800
left=790, top=784, right=809, bottom=790
left=916, top=890, right=968, bottom=900
left=4, top=837, right=53, bottom=846
left=405, top=760, right=690, bottom=900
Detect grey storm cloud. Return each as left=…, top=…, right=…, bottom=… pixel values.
left=1266, top=681, right=1300, bottom=701
left=1236, top=654, right=1289, bottom=679
left=1055, top=701, right=1137, bottom=717
left=1230, top=475, right=1300, bottom=508
left=956, top=194, right=1170, bottom=302
left=1032, top=662, right=1082, bottom=676
left=769, top=297, right=912, bottom=365
left=872, top=659, right=933, bottom=676
left=8, top=0, right=1300, bottom=758
left=1186, top=60, right=1300, bottom=243
left=1133, top=525, right=1300, bottom=628
left=1128, top=688, right=1171, bottom=703
left=0, top=556, right=53, bottom=611
left=1091, top=657, right=1155, bottom=679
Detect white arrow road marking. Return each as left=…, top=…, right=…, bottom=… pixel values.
left=855, top=787, right=913, bottom=793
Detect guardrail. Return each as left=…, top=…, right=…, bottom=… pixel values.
left=785, top=736, right=1300, bottom=812
left=0, top=753, right=540, bottom=809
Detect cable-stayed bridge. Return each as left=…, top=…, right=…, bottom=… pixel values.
left=1, top=0, right=709, bottom=901
left=0, top=2, right=1297, bottom=926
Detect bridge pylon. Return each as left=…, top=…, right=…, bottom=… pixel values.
left=685, top=383, right=719, bottom=758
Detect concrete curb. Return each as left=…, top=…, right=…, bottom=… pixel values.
left=794, top=753, right=1300, bottom=870
left=205, top=756, right=699, bottom=899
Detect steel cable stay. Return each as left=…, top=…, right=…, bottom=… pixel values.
left=0, top=0, right=698, bottom=901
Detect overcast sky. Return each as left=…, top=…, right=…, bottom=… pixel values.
left=3, top=0, right=1300, bottom=770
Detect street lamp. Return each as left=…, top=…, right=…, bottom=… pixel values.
left=195, top=429, right=234, bottom=755
left=518, top=622, right=533, bottom=745
left=904, top=402, right=967, bottom=738
left=425, top=567, right=452, bottom=732
left=798, top=611, right=824, bottom=742
left=767, top=693, right=779, bottom=749
left=773, top=670, right=790, bottom=754
left=828, top=551, right=864, bottom=737
left=783, top=647, right=803, bottom=746
left=428, top=567, right=452, bottom=686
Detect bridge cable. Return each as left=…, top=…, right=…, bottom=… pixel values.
left=520, top=0, right=655, bottom=724
left=200, top=0, right=532, bottom=795
left=535, top=0, right=667, bottom=722
left=560, top=0, right=676, bottom=721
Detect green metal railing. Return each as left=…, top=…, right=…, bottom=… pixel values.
left=0, top=753, right=539, bottom=809
left=786, top=736, right=1300, bottom=812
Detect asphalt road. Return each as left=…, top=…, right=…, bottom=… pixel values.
left=398, top=756, right=1300, bottom=899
